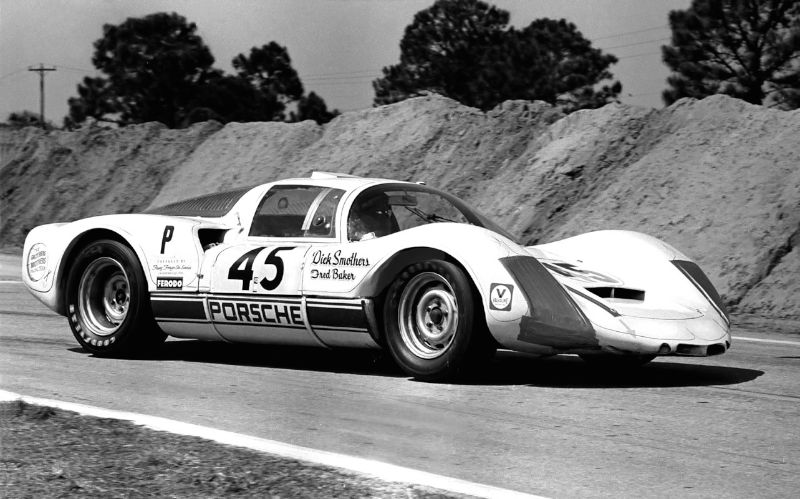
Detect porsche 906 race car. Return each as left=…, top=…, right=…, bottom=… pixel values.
left=22, top=172, right=731, bottom=380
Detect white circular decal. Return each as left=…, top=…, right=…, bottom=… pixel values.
left=27, top=243, right=48, bottom=282
left=490, top=284, right=513, bottom=311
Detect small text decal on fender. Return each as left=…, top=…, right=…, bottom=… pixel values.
left=156, top=277, right=183, bottom=289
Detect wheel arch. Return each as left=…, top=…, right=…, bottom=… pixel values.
left=55, top=228, right=143, bottom=316
left=359, top=246, right=474, bottom=296
left=356, top=246, right=492, bottom=347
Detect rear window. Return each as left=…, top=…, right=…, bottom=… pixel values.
left=249, top=185, right=344, bottom=238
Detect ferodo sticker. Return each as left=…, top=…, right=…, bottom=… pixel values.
left=27, top=243, right=48, bottom=281
left=156, top=277, right=183, bottom=289
left=490, top=283, right=514, bottom=311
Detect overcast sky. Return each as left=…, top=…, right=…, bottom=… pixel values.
left=0, top=0, right=691, bottom=124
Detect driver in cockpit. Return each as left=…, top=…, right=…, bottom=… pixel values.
left=348, top=193, right=399, bottom=241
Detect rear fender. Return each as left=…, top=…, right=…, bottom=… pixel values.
left=532, top=230, right=729, bottom=326
left=25, top=222, right=152, bottom=316
left=25, top=215, right=205, bottom=315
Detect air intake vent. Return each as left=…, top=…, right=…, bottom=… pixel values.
left=707, top=343, right=727, bottom=356
left=586, top=287, right=645, bottom=301
left=676, top=344, right=706, bottom=356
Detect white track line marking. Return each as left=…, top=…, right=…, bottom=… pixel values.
left=733, top=336, right=800, bottom=347
left=0, top=280, right=22, bottom=284
left=0, top=390, right=546, bottom=499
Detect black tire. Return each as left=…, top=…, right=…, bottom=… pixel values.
left=579, top=354, right=656, bottom=368
left=65, top=239, right=165, bottom=356
left=383, top=260, right=493, bottom=381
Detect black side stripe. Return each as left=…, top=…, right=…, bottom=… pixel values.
left=152, top=295, right=371, bottom=332
left=151, top=299, right=206, bottom=320
left=307, top=304, right=369, bottom=331
left=212, top=322, right=308, bottom=330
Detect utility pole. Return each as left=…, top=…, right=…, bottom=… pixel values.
left=28, top=64, right=56, bottom=129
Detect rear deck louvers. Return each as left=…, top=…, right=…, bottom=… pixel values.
left=146, top=186, right=253, bottom=218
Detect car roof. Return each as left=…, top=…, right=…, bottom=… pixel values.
left=147, top=172, right=421, bottom=219
left=267, top=172, right=416, bottom=192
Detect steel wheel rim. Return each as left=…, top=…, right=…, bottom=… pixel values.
left=78, top=257, right=130, bottom=337
left=398, top=272, right=458, bottom=359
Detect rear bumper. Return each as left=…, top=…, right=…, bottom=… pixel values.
left=591, top=313, right=731, bottom=356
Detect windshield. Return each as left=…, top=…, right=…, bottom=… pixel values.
left=347, top=183, right=516, bottom=242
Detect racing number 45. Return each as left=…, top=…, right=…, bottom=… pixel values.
left=228, top=247, right=295, bottom=291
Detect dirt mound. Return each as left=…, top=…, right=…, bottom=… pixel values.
left=1, top=94, right=797, bottom=320
left=0, top=121, right=220, bottom=244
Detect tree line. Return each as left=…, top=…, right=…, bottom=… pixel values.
left=5, top=0, right=800, bottom=130
left=66, top=12, right=338, bottom=128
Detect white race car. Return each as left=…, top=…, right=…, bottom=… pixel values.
left=22, top=172, right=731, bottom=380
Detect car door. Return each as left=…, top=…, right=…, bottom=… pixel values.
left=207, top=184, right=345, bottom=345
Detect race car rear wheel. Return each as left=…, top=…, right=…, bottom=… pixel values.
left=384, top=260, right=492, bottom=381
left=65, top=239, right=165, bottom=356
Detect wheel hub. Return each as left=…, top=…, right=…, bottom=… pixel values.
left=429, top=307, right=444, bottom=325
left=398, top=272, right=459, bottom=359
left=78, top=257, right=130, bottom=337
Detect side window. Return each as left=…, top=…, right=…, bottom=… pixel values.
left=250, top=186, right=344, bottom=238
left=347, top=189, right=469, bottom=241
left=348, top=192, right=400, bottom=242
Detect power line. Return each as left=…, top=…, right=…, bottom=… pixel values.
left=599, top=36, right=671, bottom=51
left=55, top=64, right=97, bottom=75
left=300, top=32, right=673, bottom=82
left=309, top=79, right=377, bottom=87
left=593, top=25, right=669, bottom=41
left=617, top=50, right=662, bottom=60
left=302, top=74, right=380, bottom=83
left=299, top=69, right=378, bottom=79
left=0, top=67, right=30, bottom=81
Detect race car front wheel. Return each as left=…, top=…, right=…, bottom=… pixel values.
left=65, top=239, right=165, bottom=356
left=383, top=260, right=492, bottom=381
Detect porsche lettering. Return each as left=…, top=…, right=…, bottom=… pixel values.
left=208, top=300, right=303, bottom=326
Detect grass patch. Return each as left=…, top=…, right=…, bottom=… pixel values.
left=1, top=401, right=467, bottom=498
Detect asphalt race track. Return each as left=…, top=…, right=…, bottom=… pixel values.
left=2, top=254, right=798, bottom=498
